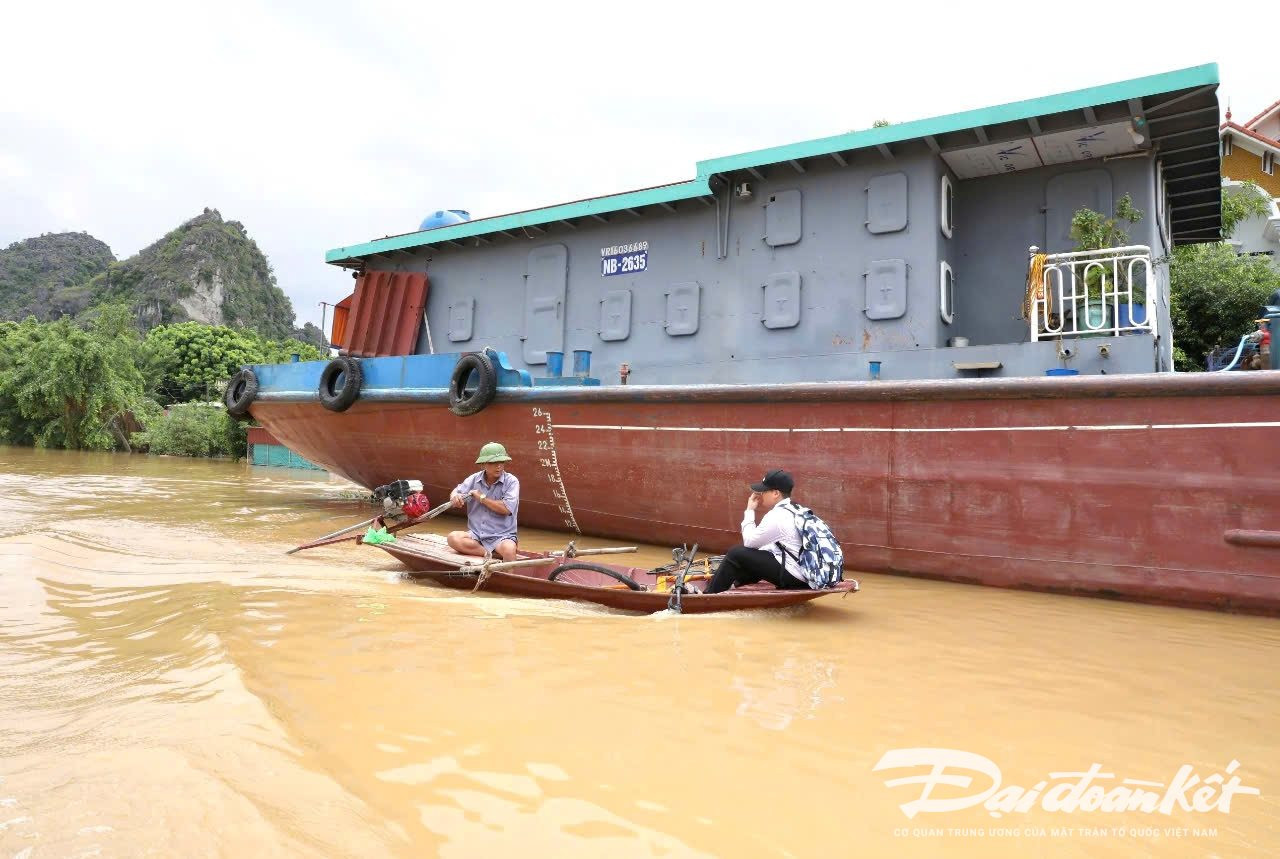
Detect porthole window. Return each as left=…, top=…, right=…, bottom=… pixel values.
left=940, top=174, right=955, bottom=238
left=940, top=261, right=955, bottom=324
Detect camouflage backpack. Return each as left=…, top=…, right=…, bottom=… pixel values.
left=777, top=503, right=844, bottom=588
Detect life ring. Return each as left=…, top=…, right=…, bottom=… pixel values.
left=223, top=368, right=258, bottom=418
left=318, top=356, right=363, bottom=412
left=448, top=352, right=497, bottom=416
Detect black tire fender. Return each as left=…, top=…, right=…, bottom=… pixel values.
left=224, top=368, right=259, bottom=418
left=318, top=356, right=363, bottom=412
left=448, top=352, right=498, bottom=417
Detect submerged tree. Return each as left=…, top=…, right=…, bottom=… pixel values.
left=0, top=305, right=151, bottom=449
left=0, top=312, right=325, bottom=454
left=131, top=402, right=246, bottom=459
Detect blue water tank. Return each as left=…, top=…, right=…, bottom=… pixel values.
left=418, top=209, right=471, bottom=231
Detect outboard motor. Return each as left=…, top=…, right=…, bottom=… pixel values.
left=372, top=479, right=423, bottom=503
left=371, top=479, right=430, bottom=520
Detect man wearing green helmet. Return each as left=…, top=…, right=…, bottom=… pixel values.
left=446, top=442, right=520, bottom=561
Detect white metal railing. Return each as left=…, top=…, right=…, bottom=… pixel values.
left=1028, top=245, right=1156, bottom=341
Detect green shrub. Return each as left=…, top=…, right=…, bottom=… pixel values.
left=132, top=403, right=247, bottom=459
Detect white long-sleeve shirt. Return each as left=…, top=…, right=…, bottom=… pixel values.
left=741, top=499, right=803, bottom=579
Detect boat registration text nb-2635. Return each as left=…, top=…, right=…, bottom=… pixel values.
left=601, top=241, right=649, bottom=277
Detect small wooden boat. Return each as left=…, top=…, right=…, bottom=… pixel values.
left=371, top=533, right=859, bottom=614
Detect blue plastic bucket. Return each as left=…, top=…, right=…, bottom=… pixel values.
left=1117, top=303, right=1148, bottom=329
left=545, top=351, right=564, bottom=377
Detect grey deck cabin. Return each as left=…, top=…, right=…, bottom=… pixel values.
left=326, top=65, right=1223, bottom=384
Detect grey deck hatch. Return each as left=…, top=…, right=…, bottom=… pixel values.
left=764, top=190, right=802, bottom=247
left=763, top=271, right=802, bottom=329
left=867, top=172, right=909, bottom=234
left=448, top=297, right=474, bottom=342
left=600, top=289, right=632, bottom=341
left=865, top=259, right=907, bottom=320
left=665, top=282, right=700, bottom=335
left=522, top=244, right=568, bottom=364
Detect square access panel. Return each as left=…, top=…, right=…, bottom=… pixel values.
left=865, top=259, right=907, bottom=320
left=762, top=271, right=801, bottom=329
left=599, top=289, right=632, bottom=341
left=665, top=282, right=700, bottom=336
left=764, top=189, right=802, bottom=247
left=866, top=172, right=908, bottom=234
left=447, top=297, right=474, bottom=342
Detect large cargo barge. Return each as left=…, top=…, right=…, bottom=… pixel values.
left=238, top=64, right=1280, bottom=613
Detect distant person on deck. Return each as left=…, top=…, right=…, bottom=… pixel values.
left=704, top=469, right=811, bottom=594
left=447, top=442, right=520, bottom=562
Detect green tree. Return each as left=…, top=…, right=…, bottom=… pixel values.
left=1169, top=182, right=1280, bottom=371
left=1170, top=244, right=1280, bottom=371
left=1069, top=194, right=1145, bottom=300
left=257, top=336, right=326, bottom=365
left=1070, top=193, right=1143, bottom=252
left=0, top=306, right=319, bottom=454
left=0, top=319, right=38, bottom=445
left=132, top=402, right=247, bottom=459
left=144, top=322, right=324, bottom=405
left=1220, top=181, right=1273, bottom=236
left=145, top=322, right=261, bottom=404
left=0, top=305, right=152, bottom=449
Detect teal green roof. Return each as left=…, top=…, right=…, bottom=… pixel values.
left=328, top=63, right=1219, bottom=265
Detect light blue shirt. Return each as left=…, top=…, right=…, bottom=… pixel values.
left=452, top=470, right=520, bottom=544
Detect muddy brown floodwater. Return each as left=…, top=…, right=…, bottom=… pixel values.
left=1, top=446, right=1277, bottom=857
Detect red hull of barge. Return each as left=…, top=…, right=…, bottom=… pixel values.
left=252, top=373, right=1280, bottom=614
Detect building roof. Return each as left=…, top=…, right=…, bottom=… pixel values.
left=1221, top=121, right=1280, bottom=155
left=327, top=64, right=1222, bottom=266
left=1242, top=98, right=1280, bottom=132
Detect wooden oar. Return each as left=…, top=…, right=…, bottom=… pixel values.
left=288, top=500, right=452, bottom=554
left=460, top=546, right=638, bottom=574
left=383, top=501, right=455, bottom=536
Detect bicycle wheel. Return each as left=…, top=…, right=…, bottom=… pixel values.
left=548, top=562, right=645, bottom=591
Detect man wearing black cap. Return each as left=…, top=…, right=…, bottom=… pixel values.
left=703, top=468, right=811, bottom=594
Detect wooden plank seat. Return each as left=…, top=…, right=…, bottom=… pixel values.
left=397, top=533, right=484, bottom=566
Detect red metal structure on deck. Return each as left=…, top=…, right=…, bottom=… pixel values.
left=335, top=271, right=428, bottom=357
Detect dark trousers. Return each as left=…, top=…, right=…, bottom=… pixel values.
left=705, top=546, right=810, bottom=594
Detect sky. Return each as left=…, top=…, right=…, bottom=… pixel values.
left=1, top=1, right=1272, bottom=333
